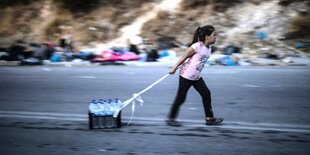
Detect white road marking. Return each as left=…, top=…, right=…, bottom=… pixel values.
left=42, top=68, right=52, bottom=71
left=243, top=84, right=261, bottom=88
left=0, top=110, right=309, bottom=133
left=0, top=111, right=85, bottom=117
left=126, top=72, right=136, bottom=75
left=205, top=70, right=239, bottom=74
left=0, top=114, right=85, bottom=121
left=77, top=76, right=96, bottom=79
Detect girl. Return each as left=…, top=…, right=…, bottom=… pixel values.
left=167, top=25, right=223, bottom=126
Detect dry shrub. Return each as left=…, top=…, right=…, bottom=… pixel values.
left=0, top=0, right=35, bottom=8
left=52, top=0, right=101, bottom=13
left=0, top=7, right=15, bottom=36
left=278, top=0, right=310, bottom=6
left=45, top=14, right=72, bottom=38
left=0, top=3, right=40, bottom=37
left=181, top=0, right=209, bottom=9
left=212, top=0, right=241, bottom=12
left=52, top=0, right=155, bottom=13
left=286, top=16, right=310, bottom=39
left=157, top=11, right=170, bottom=20
left=181, top=0, right=241, bottom=12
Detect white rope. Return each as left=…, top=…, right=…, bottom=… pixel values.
left=113, top=74, right=170, bottom=125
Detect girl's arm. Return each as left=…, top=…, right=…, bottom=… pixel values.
left=169, top=47, right=196, bottom=74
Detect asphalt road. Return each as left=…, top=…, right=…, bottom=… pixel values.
left=0, top=65, right=309, bottom=155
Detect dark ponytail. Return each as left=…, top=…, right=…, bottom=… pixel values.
left=191, top=27, right=200, bottom=46
left=190, top=25, right=215, bottom=46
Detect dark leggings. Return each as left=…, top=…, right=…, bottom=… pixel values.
left=169, top=76, right=214, bottom=119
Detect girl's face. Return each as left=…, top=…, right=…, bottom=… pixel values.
left=205, top=31, right=217, bottom=45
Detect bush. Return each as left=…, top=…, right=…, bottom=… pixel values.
left=286, top=16, right=310, bottom=39
left=45, top=16, right=71, bottom=38
left=52, top=0, right=155, bottom=13
left=0, top=0, right=34, bottom=8
left=52, top=0, right=102, bottom=13
left=182, top=0, right=209, bottom=9
left=278, top=0, right=310, bottom=6
left=213, top=0, right=241, bottom=12
left=181, top=0, right=241, bottom=12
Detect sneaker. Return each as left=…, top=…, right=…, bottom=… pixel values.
left=166, top=119, right=182, bottom=127
left=206, top=117, right=223, bottom=125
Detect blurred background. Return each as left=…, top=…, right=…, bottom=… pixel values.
left=1, top=1, right=310, bottom=154
left=0, top=0, right=309, bottom=66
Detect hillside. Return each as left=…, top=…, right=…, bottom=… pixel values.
left=0, top=0, right=309, bottom=54
left=0, top=0, right=156, bottom=47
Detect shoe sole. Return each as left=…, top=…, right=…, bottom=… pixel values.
left=206, top=118, right=224, bottom=125
left=166, top=120, right=182, bottom=127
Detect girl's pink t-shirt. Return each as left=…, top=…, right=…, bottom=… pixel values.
left=180, top=41, right=211, bottom=80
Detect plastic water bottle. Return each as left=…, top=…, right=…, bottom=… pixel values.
left=114, top=99, right=122, bottom=112
left=108, top=99, right=115, bottom=115
left=108, top=99, right=113, bottom=112
left=112, top=99, right=122, bottom=118
left=106, top=99, right=115, bottom=128
left=104, top=99, right=111, bottom=116
left=89, top=99, right=99, bottom=115
left=97, top=99, right=104, bottom=128
left=98, top=99, right=107, bottom=116
left=97, top=99, right=106, bottom=128
left=89, top=99, right=99, bottom=128
left=102, top=100, right=108, bottom=116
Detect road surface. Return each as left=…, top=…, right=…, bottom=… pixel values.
left=0, top=66, right=309, bottom=155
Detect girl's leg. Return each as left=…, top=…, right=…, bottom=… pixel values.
left=168, top=76, right=192, bottom=119
left=193, top=78, right=214, bottom=118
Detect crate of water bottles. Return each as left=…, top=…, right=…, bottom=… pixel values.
left=88, top=98, right=122, bottom=129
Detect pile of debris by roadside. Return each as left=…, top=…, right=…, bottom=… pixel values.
left=208, top=34, right=310, bottom=66
left=0, top=34, right=309, bottom=67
